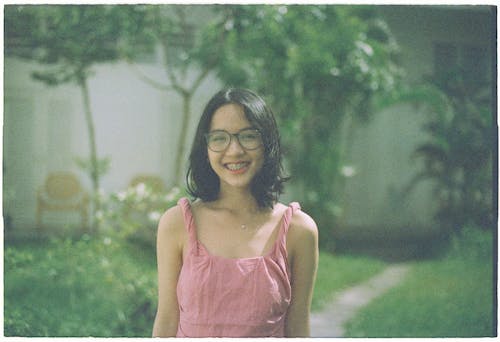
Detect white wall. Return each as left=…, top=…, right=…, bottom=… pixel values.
left=341, top=104, right=437, bottom=229
left=3, top=57, right=221, bottom=232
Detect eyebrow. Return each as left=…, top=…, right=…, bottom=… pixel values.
left=208, top=127, right=256, bottom=133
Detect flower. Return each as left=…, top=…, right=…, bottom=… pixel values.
left=148, top=211, right=162, bottom=223
left=165, top=187, right=181, bottom=202
left=135, top=183, right=147, bottom=198
left=95, top=210, right=104, bottom=220
left=341, top=166, right=357, bottom=177
left=97, top=184, right=184, bottom=246
left=356, top=40, right=374, bottom=56
left=117, top=191, right=127, bottom=201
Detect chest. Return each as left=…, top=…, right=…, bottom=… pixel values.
left=190, top=208, right=286, bottom=259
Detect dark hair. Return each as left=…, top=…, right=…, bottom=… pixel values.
left=186, top=88, right=288, bottom=208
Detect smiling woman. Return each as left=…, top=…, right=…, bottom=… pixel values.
left=152, top=88, right=319, bottom=338
left=206, top=103, right=265, bottom=192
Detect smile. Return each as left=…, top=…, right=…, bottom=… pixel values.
left=224, top=162, right=250, bottom=173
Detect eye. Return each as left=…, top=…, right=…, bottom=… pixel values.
left=209, top=132, right=228, bottom=143
left=240, top=130, right=260, bottom=141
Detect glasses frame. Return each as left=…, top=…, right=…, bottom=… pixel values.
left=205, top=128, right=263, bottom=152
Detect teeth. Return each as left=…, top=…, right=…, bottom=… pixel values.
left=226, top=162, right=248, bottom=171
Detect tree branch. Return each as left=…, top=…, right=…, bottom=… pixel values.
left=126, top=60, right=172, bottom=91
left=188, top=13, right=231, bottom=94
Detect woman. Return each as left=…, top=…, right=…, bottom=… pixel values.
left=152, top=88, right=318, bottom=337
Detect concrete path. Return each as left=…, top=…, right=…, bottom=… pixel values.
left=310, top=263, right=411, bottom=337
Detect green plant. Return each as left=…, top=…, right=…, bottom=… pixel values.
left=97, top=184, right=183, bottom=246
left=447, top=225, right=494, bottom=261
left=343, top=229, right=494, bottom=337
left=402, top=68, right=494, bottom=233
left=4, top=236, right=158, bottom=336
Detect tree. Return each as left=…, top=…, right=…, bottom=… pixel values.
left=116, top=5, right=230, bottom=186
left=199, top=5, right=402, bottom=247
left=401, top=69, right=494, bottom=233
left=4, top=5, right=125, bottom=232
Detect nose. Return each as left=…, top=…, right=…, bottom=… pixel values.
left=225, top=135, right=245, bottom=155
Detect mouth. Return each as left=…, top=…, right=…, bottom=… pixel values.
left=224, top=162, right=251, bottom=174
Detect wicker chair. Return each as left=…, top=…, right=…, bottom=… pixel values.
left=36, top=172, right=89, bottom=231
left=129, top=174, right=165, bottom=193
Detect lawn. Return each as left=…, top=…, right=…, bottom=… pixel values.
left=7, top=229, right=492, bottom=337
left=312, top=251, right=386, bottom=311
left=4, top=234, right=385, bottom=337
left=343, top=228, right=495, bottom=337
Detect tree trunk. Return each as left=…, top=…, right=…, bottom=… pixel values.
left=78, top=74, right=100, bottom=233
left=174, top=91, right=192, bottom=186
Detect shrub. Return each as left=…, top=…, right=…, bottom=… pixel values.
left=4, top=235, right=158, bottom=337
left=97, top=184, right=183, bottom=246
left=446, top=225, right=494, bottom=261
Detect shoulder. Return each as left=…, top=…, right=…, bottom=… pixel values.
left=287, top=207, right=319, bottom=254
left=157, top=202, right=186, bottom=245
left=289, top=208, right=318, bottom=240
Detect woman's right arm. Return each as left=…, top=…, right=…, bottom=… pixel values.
left=152, top=205, right=185, bottom=337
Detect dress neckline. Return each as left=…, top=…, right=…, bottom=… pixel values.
left=184, top=199, right=292, bottom=261
left=196, top=239, right=276, bottom=262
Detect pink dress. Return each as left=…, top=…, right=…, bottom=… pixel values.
left=175, top=197, right=300, bottom=337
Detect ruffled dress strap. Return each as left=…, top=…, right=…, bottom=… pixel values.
left=177, top=197, right=198, bottom=253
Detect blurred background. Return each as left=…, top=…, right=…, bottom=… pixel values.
left=3, top=4, right=496, bottom=337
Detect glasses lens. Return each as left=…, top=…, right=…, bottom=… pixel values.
left=207, top=131, right=230, bottom=151
left=238, top=129, right=262, bottom=150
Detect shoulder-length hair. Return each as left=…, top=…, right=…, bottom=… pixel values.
left=186, top=88, right=288, bottom=208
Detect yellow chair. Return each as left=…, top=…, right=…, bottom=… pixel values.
left=129, top=174, right=165, bottom=192
left=36, top=172, right=89, bottom=231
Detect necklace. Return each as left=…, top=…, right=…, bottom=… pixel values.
left=221, top=205, right=269, bottom=231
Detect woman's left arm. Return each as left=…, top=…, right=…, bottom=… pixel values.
left=285, top=211, right=319, bottom=337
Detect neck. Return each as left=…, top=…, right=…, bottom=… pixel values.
left=216, top=186, right=260, bottom=213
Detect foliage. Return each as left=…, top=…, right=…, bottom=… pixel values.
left=446, top=225, right=494, bottom=261
left=4, top=236, right=157, bottom=337
left=343, top=228, right=494, bottom=337
left=200, top=5, right=402, bottom=246
left=398, top=69, right=494, bottom=233
left=4, top=5, right=124, bottom=70
left=74, top=155, right=112, bottom=178
left=312, top=252, right=386, bottom=311
left=97, top=183, right=183, bottom=246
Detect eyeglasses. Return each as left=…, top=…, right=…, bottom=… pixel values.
left=205, top=128, right=262, bottom=152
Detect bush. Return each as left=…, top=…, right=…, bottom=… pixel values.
left=4, top=235, right=157, bottom=337
left=446, top=225, right=494, bottom=261
left=97, top=184, right=183, bottom=246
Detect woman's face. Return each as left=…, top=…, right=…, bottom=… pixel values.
left=207, top=103, right=265, bottom=192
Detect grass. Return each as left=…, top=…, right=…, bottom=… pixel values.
left=343, top=228, right=495, bottom=337
left=4, top=234, right=385, bottom=336
left=312, top=252, right=387, bottom=311
left=11, top=230, right=489, bottom=338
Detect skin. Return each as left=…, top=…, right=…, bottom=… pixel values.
left=152, top=104, right=319, bottom=337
